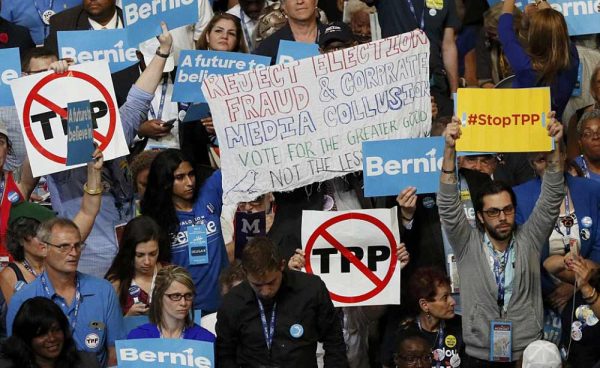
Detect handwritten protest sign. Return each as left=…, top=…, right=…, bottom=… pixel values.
left=486, top=0, right=600, bottom=36
left=58, top=29, right=137, bottom=73
left=116, top=338, right=214, bottom=367
left=455, top=88, right=552, bottom=153
left=10, top=61, right=129, bottom=177
left=0, top=48, right=21, bottom=107
left=362, top=137, right=445, bottom=196
left=121, top=0, right=199, bottom=45
left=302, top=208, right=400, bottom=307
left=203, top=30, right=432, bottom=205
left=276, top=40, right=320, bottom=64
left=173, top=50, right=271, bottom=103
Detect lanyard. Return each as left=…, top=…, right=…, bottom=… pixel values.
left=149, top=75, right=169, bottom=120
left=149, top=266, right=158, bottom=303
left=240, top=12, right=254, bottom=51
left=417, top=318, right=445, bottom=368
left=580, top=155, right=591, bottom=179
left=555, top=191, right=574, bottom=237
left=0, top=176, right=5, bottom=205
left=406, top=0, right=425, bottom=30
left=23, top=259, right=39, bottom=277
left=41, top=273, right=82, bottom=331
left=33, top=0, right=54, bottom=37
left=492, top=248, right=510, bottom=317
left=257, top=298, right=277, bottom=350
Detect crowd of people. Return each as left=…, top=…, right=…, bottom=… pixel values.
left=0, top=0, right=600, bottom=367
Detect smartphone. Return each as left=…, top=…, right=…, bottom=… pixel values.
left=162, top=118, right=176, bottom=127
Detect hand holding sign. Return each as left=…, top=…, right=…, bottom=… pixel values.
left=396, top=187, right=417, bottom=222
left=48, top=58, right=74, bottom=74
left=545, top=111, right=562, bottom=144
left=397, top=243, right=410, bottom=270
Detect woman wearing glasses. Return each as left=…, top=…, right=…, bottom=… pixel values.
left=127, top=265, right=215, bottom=342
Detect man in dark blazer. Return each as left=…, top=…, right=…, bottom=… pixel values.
left=43, top=0, right=139, bottom=106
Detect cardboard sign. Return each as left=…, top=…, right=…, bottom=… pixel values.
left=363, top=137, right=445, bottom=196
left=58, top=28, right=138, bottom=73
left=301, top=208, right=401, bottom=307
left=116, top=338, right=214, bottom=367
left=66, top=100, right=94, bottom=165
left=455, top=87, right=553, bottom=153
left=0, top=48, right=21, bottom=107
left=173, top=50, right=271, bottom=103
left=203, top=31, right=432, bottom=205
left=10, top=61, right=129, bottom=177
left=276, top=40, right=320, bottom=64
left=121, top=0, right=199, bottom=45
left=234, top=211, right=266, bottom=259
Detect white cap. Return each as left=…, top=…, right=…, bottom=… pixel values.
left=138, top=37, right=174, bottom=73
left=522, top=340, right=562, bottom=368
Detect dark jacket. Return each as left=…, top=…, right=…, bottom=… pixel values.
left=255, top=22, right=328, bottom=65
left=43, top=5, right=139, bottom=106
left=0, top=17, right=35, bottom=57
left=216, top=269, right=348, bottom=368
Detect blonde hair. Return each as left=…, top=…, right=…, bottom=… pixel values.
left=149, top=265, right=196, bottom=329
left=527, top=8, right=571, bottom=83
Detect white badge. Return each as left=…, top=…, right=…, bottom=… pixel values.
left=42, top=9, right=55, bottom=25
left=450, top=354, right=461, bottom=368
left=429, top=8, right=437, bottom=16
left=85, top=333, right=100, bottom=349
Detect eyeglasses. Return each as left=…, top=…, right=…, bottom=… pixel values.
left=395, top=353, right=432, bottom=366
left=481, top=204, right=515, bottom=218
left=164, top=292, right=194, bottom=302
left=581, top=130, right=600, bottom=140
left=45, top=241, right=86, bottom=253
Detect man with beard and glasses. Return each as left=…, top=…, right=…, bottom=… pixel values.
left=437, top=115, right=564, bottom=367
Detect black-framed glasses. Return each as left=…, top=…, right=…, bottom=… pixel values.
left=481, top=204, right=515, bottom=218
left=45, top=241, right=86, bottom=253
left=394, top=353, right=432, bottom=366
left=164, top=292, right=194, bottom=301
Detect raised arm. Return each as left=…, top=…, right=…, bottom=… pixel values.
left=134, top=22, right=173, bottom=94
left=437, top=118, right=473, bottom=260
left=72, top=148, right=103, bottom=242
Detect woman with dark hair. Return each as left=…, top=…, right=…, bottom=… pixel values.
left=141, top=149, right=227, bottom=315
left=195, top=13, right=248, bottom=53
left=499, top=0, right=579, bottom=119
left=0, top=296, right=99, bottom=368
left=104, top=216, right=170, bottom=316
left=127, top=265, right=215, bottom=341
left=382, top=267, right=464, bottom=368
left=0, top=148, right=103, bottom=305
left=181, top=13, right=249, bottom=169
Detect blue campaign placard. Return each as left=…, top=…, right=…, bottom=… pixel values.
left=276, top=40, right=320, bottom=64
left=486, top=0, right=600, bottom=36
left=123, top=310, right=203, bottom=335
left=58, top=29, right=138, bottom=73
left=116, top=338, right=214, bottom=367
left=66, top=100, right=95, bottom=166
left=362, top=137, right=446, bottom=197
left=0, top=48, right=21, bottom=107
left=121, top=0, right=199, bottom=45
left=172, top=50, right=271, bottom=103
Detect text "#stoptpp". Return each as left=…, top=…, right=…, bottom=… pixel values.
left=466, top=113, right=541, bottom=127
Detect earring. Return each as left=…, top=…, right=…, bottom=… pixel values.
left=426, top=311, right=432, bottom=321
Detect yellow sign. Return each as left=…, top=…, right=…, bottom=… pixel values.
left=426, top=0, right=444, bottom=9
left=455, top=88, right=553, bottom=153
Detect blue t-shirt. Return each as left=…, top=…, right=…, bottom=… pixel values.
left=127, top=322, right=215, bottom=342
left=171, top=170, right=228, bottom=313
left=7, top=272, right=125, bottom=367
left=0, top=0, right=80, bottom=45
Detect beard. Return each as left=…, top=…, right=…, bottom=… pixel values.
left=483, top=220, right=515, bottom=241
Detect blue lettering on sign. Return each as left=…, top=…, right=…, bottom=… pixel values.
left=362, top=136, right=446, bottom=196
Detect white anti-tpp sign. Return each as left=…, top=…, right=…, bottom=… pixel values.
left=10, top=61, right=129, bottom=177
left=302, top=208, right=401, bottom=307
